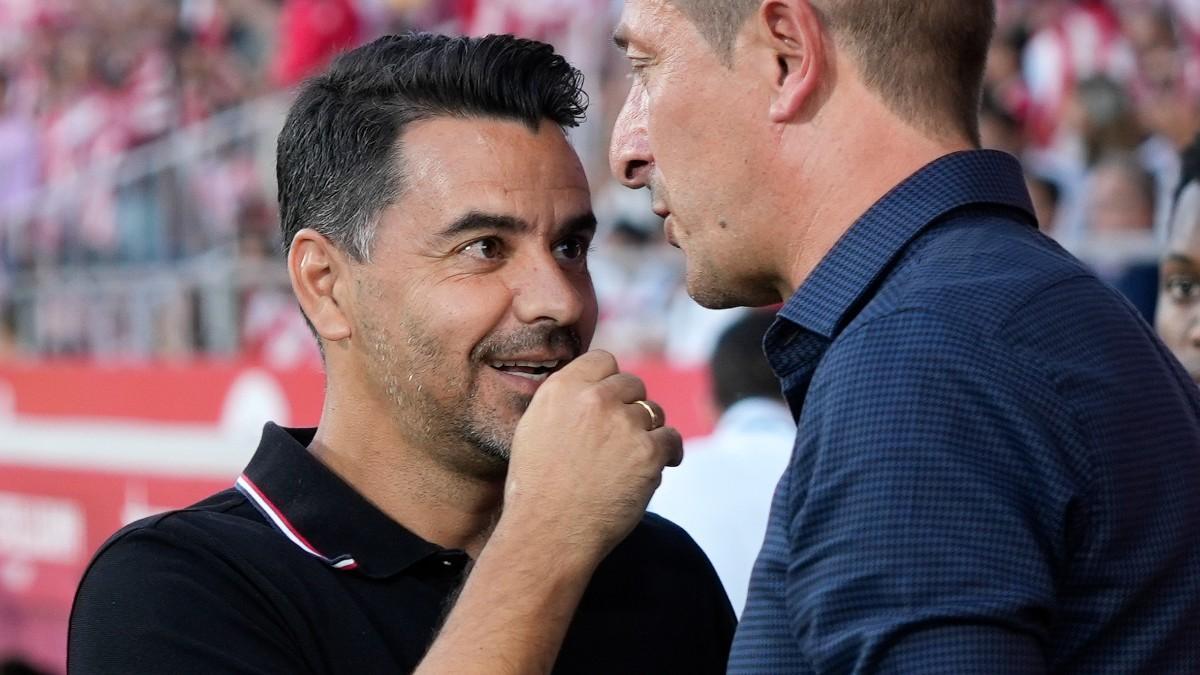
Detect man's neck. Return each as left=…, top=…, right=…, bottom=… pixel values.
left=772, top=108, right=974, bottom=299
left=308, top=395, right=505, bottom=559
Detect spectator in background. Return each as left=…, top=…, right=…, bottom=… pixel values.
left=1070, top=76, right=1144, bottom=169
left=0, top=296, right=21, bottom=360
left=272, top=0, right=363, bottom=87
left=650, top=311, right=793, bottom=616
left=0, top=66, right=38, bottom=201
left=1083, top=154, right=1160, bottom=321
left=1027, top=171, right=1062, bottom=232
left=1023, top=0, right=1134, bottom=150
left=0, top=66, right=40, bottom=266
left=1130, top=4, right=1200, bottom=236
left=1157, top=136, right=1200, bottom=383
left=979, top=89, right=1026, bottom=157
left=1032, top=74, right=1145, bottom=248
left=982, top=23, right=1031, bottom=148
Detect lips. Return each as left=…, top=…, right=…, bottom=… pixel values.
left=652, top=202, right=679, bottom=248
left=475, top=327, right=582, bottom=386
left=663, top=215, right=679, bottom=248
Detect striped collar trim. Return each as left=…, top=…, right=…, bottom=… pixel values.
left=235, top=474, right=359, bottom=571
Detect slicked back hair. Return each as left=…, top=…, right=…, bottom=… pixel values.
left=276, top=33, right=587, bottom=262
left=668, top=0, right=995, bottom=146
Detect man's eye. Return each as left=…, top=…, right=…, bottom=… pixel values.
left=1165, top=276, right=1200, bottom=302
left=555, top=238, right=591, bottom=262
left=461, top=238, right=502, bottom=260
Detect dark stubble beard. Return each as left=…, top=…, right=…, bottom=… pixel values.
left=462, top=323, right=583, bottom=461
left=363, top=315, right=581, bottom=475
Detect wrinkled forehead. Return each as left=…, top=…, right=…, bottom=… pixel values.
left=403, top=117, right=588, bottom=192
left=1168, top=182, right=1200, bottom=255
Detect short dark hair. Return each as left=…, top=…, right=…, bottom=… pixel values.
left=710, top=312, right=782, bottom=412
left=669, top=0, right=994, bottom=146
left=276, top=33, right=587, bottom=261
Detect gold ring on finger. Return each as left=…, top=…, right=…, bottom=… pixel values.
left=634, top=400, right=661, bottom=431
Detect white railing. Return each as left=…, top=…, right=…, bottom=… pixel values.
left=1, top=94, right=291, bottom=358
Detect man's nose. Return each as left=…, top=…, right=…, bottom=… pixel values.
left=609, top=84, right=653, bottom=189
left=510, top=255, right=588, bottom=328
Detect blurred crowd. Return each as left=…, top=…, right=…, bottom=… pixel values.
left=0, top=0, right=272, bottom=264
left=985, top=0, right=1200, bottom=320
left=0, top=0, right=1198, bottom=365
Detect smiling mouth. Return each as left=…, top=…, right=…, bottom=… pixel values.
left=487, top=359, right=564, bottom=382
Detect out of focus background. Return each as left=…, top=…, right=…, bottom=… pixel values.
left=0, top=0, right=1197, bottom=671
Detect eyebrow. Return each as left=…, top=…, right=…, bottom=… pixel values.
left=436, top=210, right=597, bottom=240
left=437, top=212, right=530, bottom=239
left=1164, top=253, right=1197, bottom=267
left=559, top=212, right=598, bottom=239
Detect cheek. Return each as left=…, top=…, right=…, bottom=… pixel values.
left=649, top=79, right=709, bottom=163
left=424, top=281, right=513, bottom=356
left=649, top=76, right=750, bottom=204
left=567, top=271, right=599, bottom=347
left=1156, top=302, right=1189, bottom=343
left=581, top=283, right=600, bottom=347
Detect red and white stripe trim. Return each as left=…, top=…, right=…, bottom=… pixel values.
left=235, top=474, right=358, bottom=570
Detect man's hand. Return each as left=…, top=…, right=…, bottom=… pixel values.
left=502, top=350, right=684, bottom=562
left=416, top=350, right=681, bottom=675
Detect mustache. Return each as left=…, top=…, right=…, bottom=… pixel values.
left=471, top=324, right=582, bottom=362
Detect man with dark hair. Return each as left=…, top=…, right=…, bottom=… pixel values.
left=601, top=0, right=1199, bottom=672
left=650, top=312, right=793, bottom=616
left=68, top=33, right=735, bottom=674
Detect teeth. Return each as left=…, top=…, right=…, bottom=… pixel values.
left=505, top=371, right=551, bottom=382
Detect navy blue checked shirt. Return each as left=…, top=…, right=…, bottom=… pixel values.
left=728, top=150, right=1200, bottom=673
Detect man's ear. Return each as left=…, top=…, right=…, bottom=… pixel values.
left=288, top=229, right=353, bottom=345
left=756, top=0, right=827, bottom=123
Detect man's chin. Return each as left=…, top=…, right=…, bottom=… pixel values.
left=686, top=271, right=774, bottom=310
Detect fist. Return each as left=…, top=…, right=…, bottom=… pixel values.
left=502, top=350, right=683, bottom=560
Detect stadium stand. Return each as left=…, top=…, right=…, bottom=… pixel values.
left=1, top=0, right=1199, bottom=671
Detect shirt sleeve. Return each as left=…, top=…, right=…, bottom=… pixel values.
left=783, top=309, right=1087, bottom=673
left=69, top=516, right=312, bottom=675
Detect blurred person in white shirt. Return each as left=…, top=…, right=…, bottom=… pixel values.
left=650, top=311, right=793, bottom=616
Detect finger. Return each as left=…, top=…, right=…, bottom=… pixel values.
left=649, top=426, right=684, bottom=467
left=623, top=398, right=663, bottom=432
left=557, top=350, right=619, bottom=383
left=596, top=373, right=647, bottom=405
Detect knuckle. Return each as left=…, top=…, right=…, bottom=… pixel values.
left=579, top=386, right=607, bottom=409
left=592, top=350, right=618, bottom=371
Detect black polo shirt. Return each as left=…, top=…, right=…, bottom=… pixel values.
left=68, top=423, right=736, bottom=674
